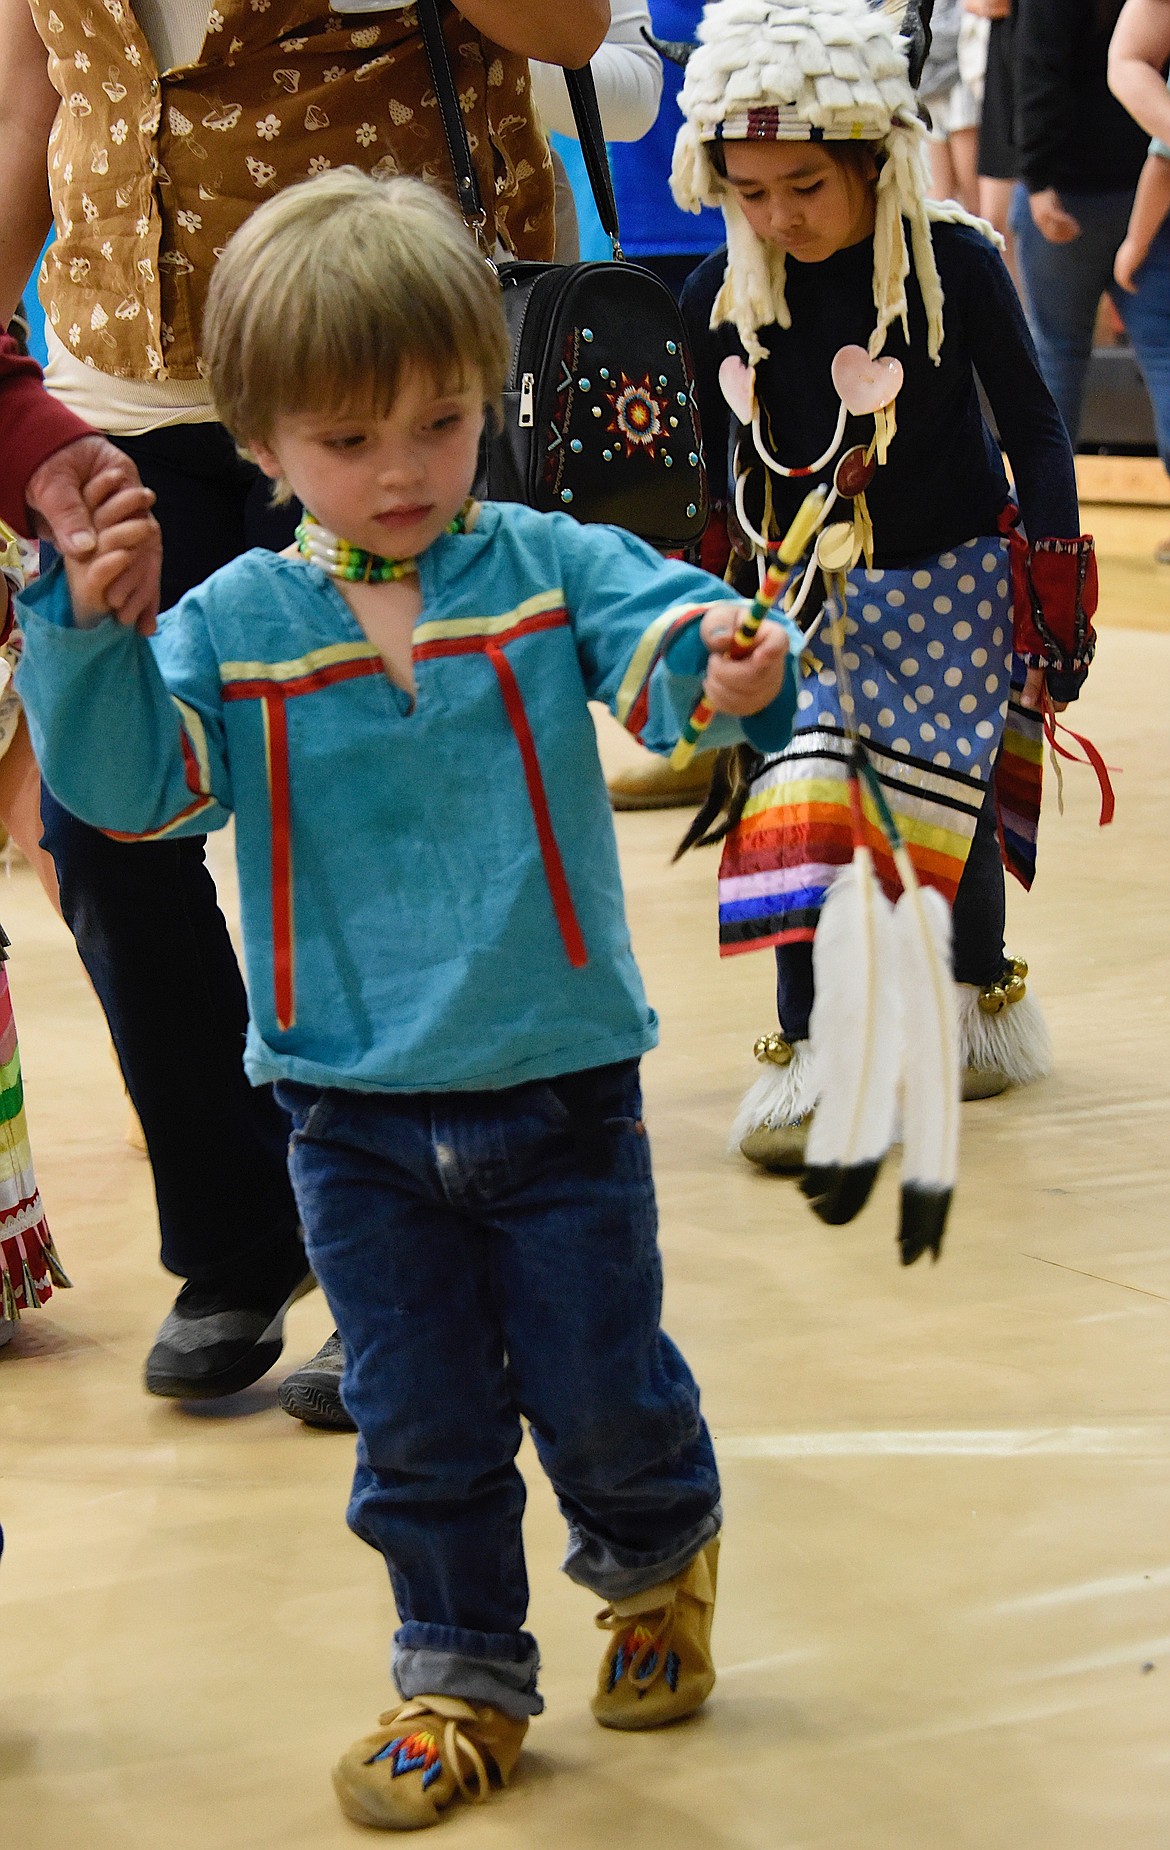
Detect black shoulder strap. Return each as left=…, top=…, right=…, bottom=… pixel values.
left=563, top=67, right=622, bottom=253
left=416, top=0, right=486, bottom=234
left=415, top=0, right=623, bottom=257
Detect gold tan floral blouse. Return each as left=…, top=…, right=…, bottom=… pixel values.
left=30, top=0, right=555, bottom=380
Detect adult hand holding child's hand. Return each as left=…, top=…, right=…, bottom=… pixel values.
left=63, top=473, right=163, bottom=634
left=699, top=607, right=790, bottom=717
left=27, top=437, right=163, bottom=633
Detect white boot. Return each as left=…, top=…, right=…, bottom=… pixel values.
left=732, top=1035, right=818, bottom=1171
left=958, top=959, right=1052, bottom=1100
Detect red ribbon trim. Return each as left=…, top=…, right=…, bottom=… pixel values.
left=262, top=690, right=296, bottom=1031
left=412, top=608, right=567, bottom=661
left=223, top=659, right=387, bottom=1035
left=1043, top=696, right=1116, bottom=827
left=485, top=641, right=588, bottom=969
left=622, top=609, right=708, bottom=741
left=102, top=794, right=217, bottom=842
left=222, top=656, right=384, bottom=703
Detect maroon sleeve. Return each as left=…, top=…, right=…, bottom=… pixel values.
left=0, top=333, right=93, bottom=537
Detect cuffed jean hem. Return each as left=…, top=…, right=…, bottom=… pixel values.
left=561, top=1504, right=722, bottom=1602
left=393, top=1630, right=544, bottom=1720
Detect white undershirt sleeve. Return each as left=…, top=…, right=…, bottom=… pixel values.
left=528, top=0, right=663, bottom=144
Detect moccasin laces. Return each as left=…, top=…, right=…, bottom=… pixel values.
left=371, top=1697, right=493, bottom=1802
left=595, top=1599, right=677, bottom=1691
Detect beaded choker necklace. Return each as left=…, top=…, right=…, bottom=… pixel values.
left=295, top=501, right=473, bottom=583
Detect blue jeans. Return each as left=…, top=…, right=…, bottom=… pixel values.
left=775, top=773, right=1006, bottom=1039
left=1010, top=184, right=1170, bottom=471
left=276, top=1061, right=721, bottom=1720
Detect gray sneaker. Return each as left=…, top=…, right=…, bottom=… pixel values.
left=277, top=1331, right=355, bottom=1431
left=144, top=1264, right=315, bottom=1399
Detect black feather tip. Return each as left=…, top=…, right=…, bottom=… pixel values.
left=640, top=26, right=696, bottom=67
left=800, top=1159, right=882, bottom=1225
left=899, top=0, right=934, bottom=89
left=898, top=1184, right=951, bottom=1266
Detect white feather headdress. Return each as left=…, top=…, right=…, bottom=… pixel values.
left=670, top=0, right=1000, bottom=366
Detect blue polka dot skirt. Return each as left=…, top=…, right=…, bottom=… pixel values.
left=718, top=535, right=1041, bottom=953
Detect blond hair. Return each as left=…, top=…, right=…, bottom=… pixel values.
left=203, top=168, right=510, bottom=445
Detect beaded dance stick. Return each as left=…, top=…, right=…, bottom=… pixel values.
left=670, top=486, right=827, bottom=771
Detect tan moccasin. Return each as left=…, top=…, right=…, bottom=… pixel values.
left=591, top=1538, right=719, bottom=1731
left=607, top=750, right=716, bottom=810
left=332, top=1694, right=527, bottom=1831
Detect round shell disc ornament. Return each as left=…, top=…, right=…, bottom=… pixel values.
left=834, top=445, right=877, bottom=500
left=815, top=521, right=861, bottom=573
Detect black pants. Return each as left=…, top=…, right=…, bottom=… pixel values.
left=774, top=775, right=1007, bottom=1040
left=39, top=422, right=305, bottom=1285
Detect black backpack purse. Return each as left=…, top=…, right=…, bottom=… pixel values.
left=417, top=0, right=709, bottom=553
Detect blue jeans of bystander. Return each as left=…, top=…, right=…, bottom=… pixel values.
left=1009, top=184, right=1170, bottom=471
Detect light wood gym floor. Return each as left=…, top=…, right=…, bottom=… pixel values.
left=1, top=504, right=1167, bottom=1850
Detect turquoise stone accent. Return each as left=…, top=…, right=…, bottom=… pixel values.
left=658, top=374, right=668, bottom=386
left=602, top=448, right=613, bottom=460
left=676, top=392, right=687, bottom=405
left=689, top=452, right=699, bottom=466
left=686, top=502, right=697, bottom=517
left=663, top=454, right=673, bottom=468
left=600, top=368, right=610, bottom=380
left=579, top=379, right=591, bottom=391
left=666, top=340, right=678, bottom=354
left=582, top=328, right=594, bottom=341
left=570, top=439, right=583, bottom=453
left=561, top=489, right=573, bottom=503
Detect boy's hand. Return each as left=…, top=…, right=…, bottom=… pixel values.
left=1114, top=235, right=1149, bottom=292
left=699, top=606, right=790, bottom=716
left=63, top=474, right=163, bottom=634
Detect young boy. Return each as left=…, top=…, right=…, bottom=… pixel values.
left=16, top=170, right=799, bottom=1831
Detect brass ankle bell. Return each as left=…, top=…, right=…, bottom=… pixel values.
left=1004, top=954, right=1028, bottom=1005
left=753, top=1032, right=795, bottom=1066
left=978, top=954, right=1029, bottom=1015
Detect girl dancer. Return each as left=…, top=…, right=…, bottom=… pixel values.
left=671, top=0, right=1098, bottom=1167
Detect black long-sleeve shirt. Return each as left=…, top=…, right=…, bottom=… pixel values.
left=681, top=220, right=1080, bottom=570
left=1015, top=0, right=1149, bottom=193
